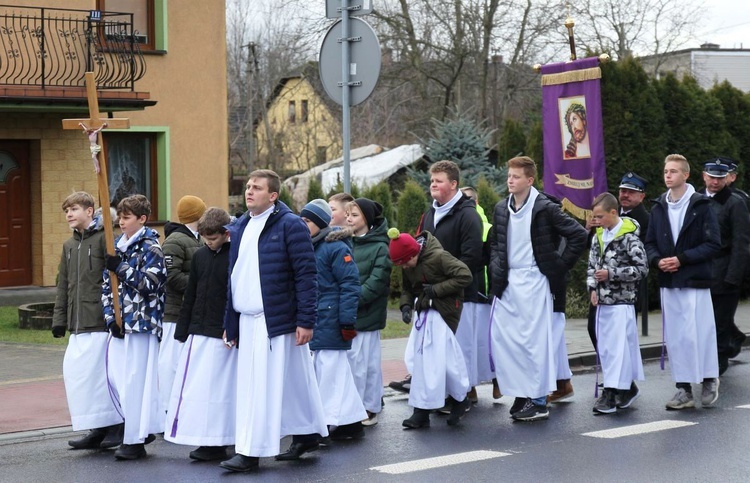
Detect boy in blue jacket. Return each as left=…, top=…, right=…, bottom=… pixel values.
left=302, top=200, right=367, bottom=441
left=102, top=194, right=167, bottom=460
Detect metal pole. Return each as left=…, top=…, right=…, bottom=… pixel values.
left=341, top=0, right=351, bottom=193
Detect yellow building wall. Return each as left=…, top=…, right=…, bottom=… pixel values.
left=0, top=1, right=228, bottom=287
left=257, top=77, right=341, bottom=174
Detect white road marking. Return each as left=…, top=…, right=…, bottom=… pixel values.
left=370, top=450, right=511, bottom=475
left=736, top=404, right=750, bottom=409
left=582, top=420, right=697, bottom=439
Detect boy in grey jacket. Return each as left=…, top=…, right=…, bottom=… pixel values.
left=587, top=193, right=648, bottom=414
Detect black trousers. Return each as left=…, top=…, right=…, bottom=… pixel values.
left=711, top=291, right=741, bottom=358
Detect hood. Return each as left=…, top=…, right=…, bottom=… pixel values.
left=164, top=221, right=197, bottom=240
left=75, top=213, right=105, bottom=240
left=414, top=230, right=443, bottom=263
left=595, top=217, right=638, bottom=251
left=355, top=217, right=390, bottom=245
left=326, top=226, right=354, bottom=245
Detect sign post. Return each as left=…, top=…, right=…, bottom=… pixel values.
left=62, top=72, right=130, bottom=329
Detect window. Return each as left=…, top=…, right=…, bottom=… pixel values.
left=301, top=100, right=309, bottom=123
left=104, top=132, right=158, bottom=214
left=98, top=0, right=156, bottom=50
left=288, top=101, right=296, bottom=124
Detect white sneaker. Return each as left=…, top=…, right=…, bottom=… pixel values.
left=701, top=378, right=720, bottom=407
left=362, top=411, right=378, bottom=427
left=665, top=388, right=695, bottom=410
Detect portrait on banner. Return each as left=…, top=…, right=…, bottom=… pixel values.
left=559, top=96, right=590, bottom=160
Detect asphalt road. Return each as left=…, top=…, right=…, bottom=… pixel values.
left=2, top=357, right=749, bottom=482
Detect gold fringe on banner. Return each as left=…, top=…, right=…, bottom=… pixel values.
left=561, top=197, right=591, bottom=221
left=541, top=67, right=601, bottom=86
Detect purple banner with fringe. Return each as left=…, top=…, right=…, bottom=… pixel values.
left=541, top=56, right=607, bottom=219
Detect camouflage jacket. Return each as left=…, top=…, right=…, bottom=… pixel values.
left=587, top=217, right=648, bottom=305
left=102, top=227, right=167, bottom=338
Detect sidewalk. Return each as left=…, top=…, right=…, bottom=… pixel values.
left=3, top=303, right=750, bottom=440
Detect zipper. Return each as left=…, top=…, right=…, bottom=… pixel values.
left=88, top=246, right=92, bottom=270
left=75, top=236, right=82, bottom=334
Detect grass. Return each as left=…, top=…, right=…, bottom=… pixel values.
left=0, top=306, right=68, bottom=345
left=381, top=318, right=412, bottom=339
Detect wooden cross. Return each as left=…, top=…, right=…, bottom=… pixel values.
left=62, top=72, right=130, bottom=330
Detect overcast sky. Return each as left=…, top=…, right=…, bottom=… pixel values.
left=698, top=0, right=750, bottom=48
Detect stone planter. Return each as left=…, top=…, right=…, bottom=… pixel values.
left=18, top=302, right=55, bottom=330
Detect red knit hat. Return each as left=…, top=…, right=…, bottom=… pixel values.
left=388, top=228, right=420, bottom=265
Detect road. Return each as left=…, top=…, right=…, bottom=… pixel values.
left=2, top=357, right=749, bottom=482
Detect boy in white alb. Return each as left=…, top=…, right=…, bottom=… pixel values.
left=588, top=193, right=648, bottom=414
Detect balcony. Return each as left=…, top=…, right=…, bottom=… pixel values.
left=0, top=5, right=154, bottom=111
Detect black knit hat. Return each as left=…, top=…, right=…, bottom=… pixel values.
left=354, top=198, right=383, bottom=228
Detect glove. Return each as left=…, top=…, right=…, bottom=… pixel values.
left=51, top=325, right=66, bottom=338
left=109, top=324, right=125, bottom=339
left=105, top=254, right=122, bottom=272
left=422, top=284, right=435, bottom=301
left=341, top=325, right=357, bottom=341
left=401, top=305, right=412, bottom=324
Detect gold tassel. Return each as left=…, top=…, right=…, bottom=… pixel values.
left=541, top=67, right=601, bottom=86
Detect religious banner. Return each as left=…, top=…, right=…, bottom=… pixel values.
left=541, top=56, right=607, bottom=219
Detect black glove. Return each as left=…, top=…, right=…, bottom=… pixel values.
left=109, top=324, right=124, bottom=339
left=401, top=305, right=412, bottom=324
left=51, top=325, right=66, bottom=338
left=422, top=284, right=435, bottom=301
left=105, top=254, right=122, bottom=272
left=341, top=325, right=357, bottom=341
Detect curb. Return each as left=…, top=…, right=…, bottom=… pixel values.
left=0, top=426, right=73, bottom=444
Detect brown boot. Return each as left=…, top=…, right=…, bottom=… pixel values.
left=467, top=387, right=478, bottom=404
left=492, top=378, right=502, bottom=399
left=547, top=379, right=574, bottom=404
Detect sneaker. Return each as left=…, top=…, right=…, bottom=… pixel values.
left=437, top=397, right=471, bottom=415
left=665, top=388, right=695, bottom=410
left=447, top=398, right=470, bottom=426
left=511, top=399, right=549, bottom=422
left=362, top=411, right=378, bottom=427
left=701, top=378, right=720, bottom=407
left=547, top=379, right=574, bottom=404
left=509, top=397, right=528, bottom=415
left=388, top=375, right=411, bottom=393
left=593, top=389, right=618, bottom=414
left=617, top=382, right=640, bottom=409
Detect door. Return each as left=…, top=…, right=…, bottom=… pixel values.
left=0, top=141, right=32, bottom=287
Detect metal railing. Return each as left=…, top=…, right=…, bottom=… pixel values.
left=0, top=5, right=146, bottom=90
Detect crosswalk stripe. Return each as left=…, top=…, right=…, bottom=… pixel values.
left=370, top=450, right=511, bottom=475
left=582, top=420, right=697, bottom=439
left=736, top=404, right=750, bottom=409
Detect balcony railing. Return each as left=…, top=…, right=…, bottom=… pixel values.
left=0, top=6, right=146, bottom=90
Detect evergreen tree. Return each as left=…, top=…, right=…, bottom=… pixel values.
left=325, top=179, right=361, bottom=200
left=396, top=179, right=428, bottom=235
left=279, top=186, right=295, bottom=212
left=363, top=181, right=395, bottom=226
left=600, top=57, right=666, bottom=200
left=476, top=176, right=501, bottom=221
left=408, top=110, right=505, bottom=192
left=497, top=118, right=527, bottom=165
left=710, top=81, right=750, bottom=188
left=307, top=177, right=325, bottom=202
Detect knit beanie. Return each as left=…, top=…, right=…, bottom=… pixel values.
left=388, top=228, right=420, bottom=265
left=177, top=195, right=207, bottom=224
left=300, top=199, right=332, bottom=229
left=354, top=198, right=383, bottom=228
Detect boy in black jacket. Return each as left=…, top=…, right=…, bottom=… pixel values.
left=164, top=208, right=237, bottom=462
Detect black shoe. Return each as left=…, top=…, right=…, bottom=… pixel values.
left=381, top=397, right=385, bottom=409
left=330, top=422, right=365, bottom=441
left=114, top=443, right=147, bottom=460
left=511, top=399, right=549, bottom=422
left=402, top=408, right=430, bottom=429
left=190, top=446, right=228, bottom=461
left=275, top=441, right=320, bottom=461
left=617, top=382, right=641, bottom=409
left=388, top=375, right=412, bottom=393
left=447, top=398, right=470, bottom=426
left=68, top=428, right=107, bottom=449
left=99, top=423, right=124, bottom=449
left=220, top=453, right=259, bottom=472
left=509, top=397, right=528, bottom=416
left=729, top=332, right=746, bottom=359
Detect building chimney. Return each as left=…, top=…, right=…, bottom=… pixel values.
left=700, top=42, right=720, bottom=49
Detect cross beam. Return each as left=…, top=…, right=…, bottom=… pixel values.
left=62, top=72, right=131, bottom=330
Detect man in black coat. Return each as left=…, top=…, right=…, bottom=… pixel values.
left=699, top=159, right=750, bottom=374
